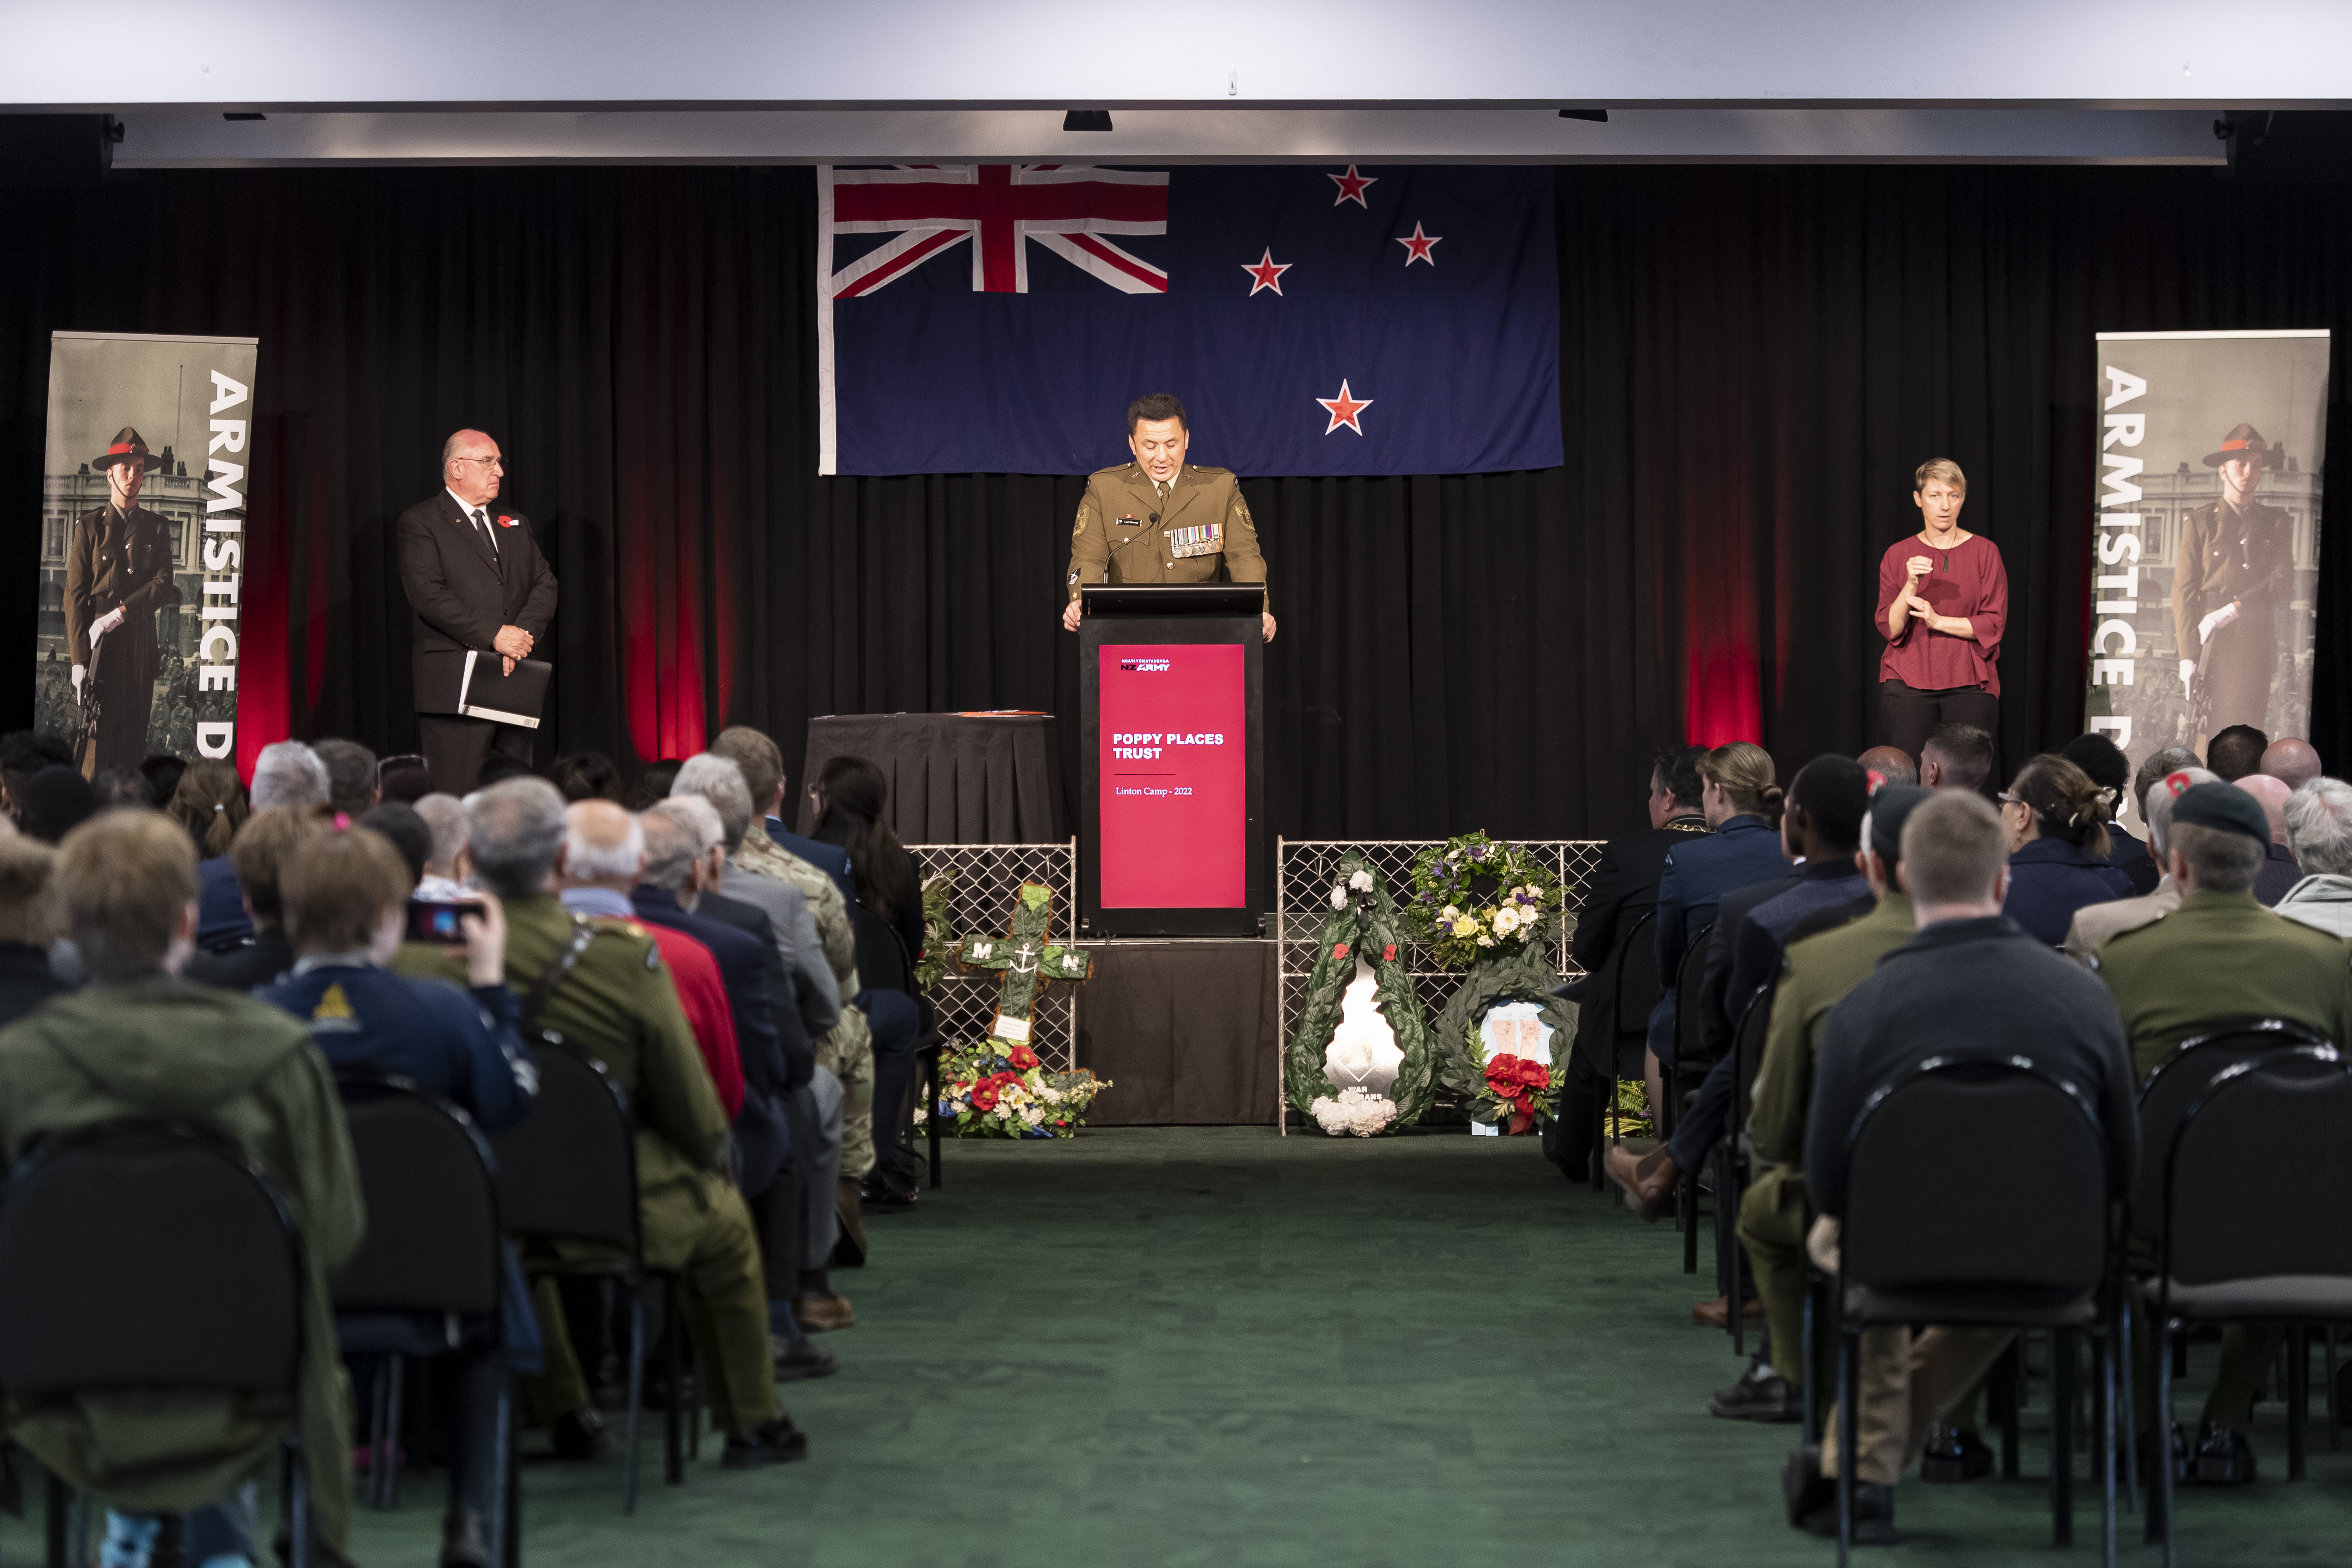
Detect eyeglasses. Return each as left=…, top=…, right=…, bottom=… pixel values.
left=454, top=456, right=505, bottom=471
left=1997, top=791, right=2026, bottom=806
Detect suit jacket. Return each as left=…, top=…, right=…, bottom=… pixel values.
left=395, top=490, right=558, bottom=714
left=2254, top=841, right=2302, bottom=908
left=766, top=820, right=856, bottom=907
left=694, top=889, right=818, bottom=1086
left=1565, top=815, right=1708, bottom=1073
left=1064, top=462, right=1267, bottom=600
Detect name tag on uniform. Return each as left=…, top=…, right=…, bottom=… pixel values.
left=1115, top=514, right=1145, bottom=529
left=1168, top=523, right=1223, bottom=559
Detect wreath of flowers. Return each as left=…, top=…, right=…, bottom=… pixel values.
left=1430, top=945, right=1577, bottom=1134
left=1403, top=831, right=1568, bottom=972
left=923, top=1040, right=1111, bottom=1138
left=1284, top=852, right=1436, bottom=1131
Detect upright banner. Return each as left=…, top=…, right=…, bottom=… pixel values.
left=2084, top=329, right=2329, bottom=817
left=37, top=332, right=257, bottom=775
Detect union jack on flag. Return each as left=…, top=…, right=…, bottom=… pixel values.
left=825, top=165, right=1169, bottom=296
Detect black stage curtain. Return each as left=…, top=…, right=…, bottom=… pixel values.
left=2, top=166, right=2347, bottom=841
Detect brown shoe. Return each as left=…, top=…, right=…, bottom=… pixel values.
left=1603, top=1143, right=1681, bottom=1222
left=1692, top=1295, right=1768, bottom=1329
left=795, top=1292, right=856, bottom=1332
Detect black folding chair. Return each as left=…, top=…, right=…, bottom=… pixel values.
left=2149, top=1045, right=2352, bottom=1567
left=489, top=1043, right=681, bottom=1513
left=331, top=1074, right=514, bottom=1559
left=1833, top=1056, right=2119, bottom=1568
left=1669, top=920, right=1714, bottom=1267
left=1587, top=907, right=1663, bottom=1191
left=1721, top=980, right=1775, bottom=1355
left=0, top=1118, right=316, bottom=1568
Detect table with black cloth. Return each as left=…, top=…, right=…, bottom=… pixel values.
left=1072, top=940, right=1278, bottom=1126
left=795, top=714, right=1068, bottom=844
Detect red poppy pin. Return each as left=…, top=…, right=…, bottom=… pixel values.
left=1333, top=942, right=1350, bottom=960
left=1382, top=944, right=1397, bottom=962
left=495, top=513, right=519, bottom=528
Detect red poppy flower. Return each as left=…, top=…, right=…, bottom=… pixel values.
left=1515, top=1059, right=1551, bottom=1089
left=1382, top=944, right=1397, bottom=962
left=971, top=1082, right=1001, bottom=1112
left=1007, top=1044, right=1039, bottom=1070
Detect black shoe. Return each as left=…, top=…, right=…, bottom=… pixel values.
left=1712, top=1361, right=1801, bottom=1422
left=859, top=1175, right=918, bottom=1214
left=1919, top=1424, right=1995, bottom=1483
left=1782, top=1444, right=1833, bottom=1529
left=2126, top=1422, right=2190, bottom=1489
left=773, top=1333, right=840, bottom=1382
left=550, top=1407, right=608, bottom=1462
left=2190, top=1419, right=2257, bottom=1485
left=1802, top=1483, right=1897, bottom=1545
left=722, top=1415, right=810, bottom=1469
left=440, top=1508, right=493, bottom=1568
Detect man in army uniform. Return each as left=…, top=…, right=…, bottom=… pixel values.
left=2173, top=423, right=2294, bottom=738
left=65, top=427, right=182, bottom=776
left=401, top=778, right=808, bottom=1468
left=1060, top=392, right=1276, bottom=643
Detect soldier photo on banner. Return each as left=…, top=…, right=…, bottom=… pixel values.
left=2082, top=331, right=2329, bottom=822
left=37, top=332, right=257, bottom=775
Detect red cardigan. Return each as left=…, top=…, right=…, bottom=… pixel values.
left=1876, top=534, right=2007, bottom=697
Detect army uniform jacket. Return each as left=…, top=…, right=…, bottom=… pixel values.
left=1065, top=462, right=1267, bottom=601
left=2170, top=497, right=2293, bottom=656
left=65, top=502, right=180, bottom=669
left=2094, top=886, right=2352, bottom=1081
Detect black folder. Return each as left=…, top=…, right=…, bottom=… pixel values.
left=458, top=653, right=552, bottom=729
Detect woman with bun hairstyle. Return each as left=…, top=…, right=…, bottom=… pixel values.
left=1998, top=753, right=2132, bottom=946
left=166, top=758, right=247, bottom=860
left=1642, top=743, right=1789, bottom=1115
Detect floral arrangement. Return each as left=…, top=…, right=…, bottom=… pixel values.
left=923, top=1039, right=1110, bottom=1138
left=1308, top=1086, right=1397, bottom=1137
left=1328, top=867, right=1375, bottom=908
left=1403, top=832, right=1567, bottom=971
left=1476, top=1053, right=1554, bottom=1135
left=912, top=870, right=958, bottom=992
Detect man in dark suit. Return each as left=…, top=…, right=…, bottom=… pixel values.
left=1544, top=746, right=1710, bottom=1181
left=396, top=430, right=557, bottom=794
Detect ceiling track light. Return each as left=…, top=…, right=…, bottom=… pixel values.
left=1558, top=108, right=1608, bottom=123
left=1063, top=109, right=1113, bottom=132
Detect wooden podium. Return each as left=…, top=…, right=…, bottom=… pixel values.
left=1077, top=585, right=1266, bottom=937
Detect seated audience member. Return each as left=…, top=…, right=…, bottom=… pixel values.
left=1918, top=722, right=1994, bottom=794
left=623, top=758, right=684, bottom=811
left=313, top=739, right=379, bottom=819
left=0, top=838, right=71, bottom=1026
left=16, top=766, right=95, bottom=845
left=2095, top=781, right=2352, bottom=1481
left=1997, top=753, right=2129, bottom=945
left=1612, top=757, right=1870, bottom=1238
left=1787, top=790, right=2136, bottom=1542
left=407, top=779, right=806, bottom=1467
left=0, top=810, right=365, bottom=1568
left=201, top=741, right=330, bottom=950
left=2204, top=722, right=2267, bottom=782
left=557, top=800, right=745, bottom=1120
left=138, top=752, right=186, bottom=807
left=91, top=766, right=154, bottom=809
left=1646, top=743, right=1786, bottom=1123
left=2123, top=745, right=2202, bottom=895
left=671, top=757, right=842, bottom=1048
left=474, top=754, right=536, bottom=789
left=0, top=731, right=74, bottom=820
left=413, top=793, right=473, bottom=901
left=1728, top=785, right=1931, bottom=1424
left=714, top=726, right=856, bottom=906
left=1855, top=746, right=1917, bottom=788
left=2275, top=778, right=2352, bottom=936
left=167, top=758, right=248, bottom=861
left=184, top=808, right=331, bottom=991
left=375, top=752, right=435, bottom=807
left=2063, top=766, right=2217, bottom=965
left=2260, top=736, right=2323, bottom=790
left=1546, top=745, right=1710, bottom=1181
left=809, top=754, right=929, bottom=1206
left=2062, top=731, right=2147, bottom=880
left=357, top=801, right=433, bottom=888
left=2233, top=773, right=2302, bottom=905
left=550, top=751, right=622, bottom=805
left=259, top=827, right=537, bottom=1568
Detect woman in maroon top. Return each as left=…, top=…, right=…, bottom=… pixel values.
left=1876, top=458, right=2008, bottom=763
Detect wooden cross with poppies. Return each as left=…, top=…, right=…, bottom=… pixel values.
left=957, top=881, right=1092, bottom=1054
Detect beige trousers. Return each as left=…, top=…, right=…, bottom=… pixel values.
left=1811, top=1216, right=2017, bottom=1486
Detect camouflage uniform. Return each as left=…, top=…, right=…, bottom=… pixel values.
left=736, top=828, right=876, bottom=1180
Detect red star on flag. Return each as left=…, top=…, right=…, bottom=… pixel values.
left=1328, top=165, right=1377, bottom=208
left=1316, top=379, right=1373, bottom=435
left=1395, top=221, right=1442, bottom=265
left=1242, top=247, right=1293, bottom=296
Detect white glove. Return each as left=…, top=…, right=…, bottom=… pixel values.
left=89, top=606, right=125, bottom=640
left=70, top=665, right=85, bottom=699
left=2179, top=659, right=2196, bottom=684
left=2198, top=602, right=2239, bottom=645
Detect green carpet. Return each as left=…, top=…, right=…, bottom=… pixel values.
left=22, top=1126, right=2352, bottom=1564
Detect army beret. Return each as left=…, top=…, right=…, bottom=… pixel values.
left=1865, top=785, right=1933, bottom=864
left=2169, top=781, right=2271, bottom=848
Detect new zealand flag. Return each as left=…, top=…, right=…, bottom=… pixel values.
left=817, top=164, right=1560, bottom=478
